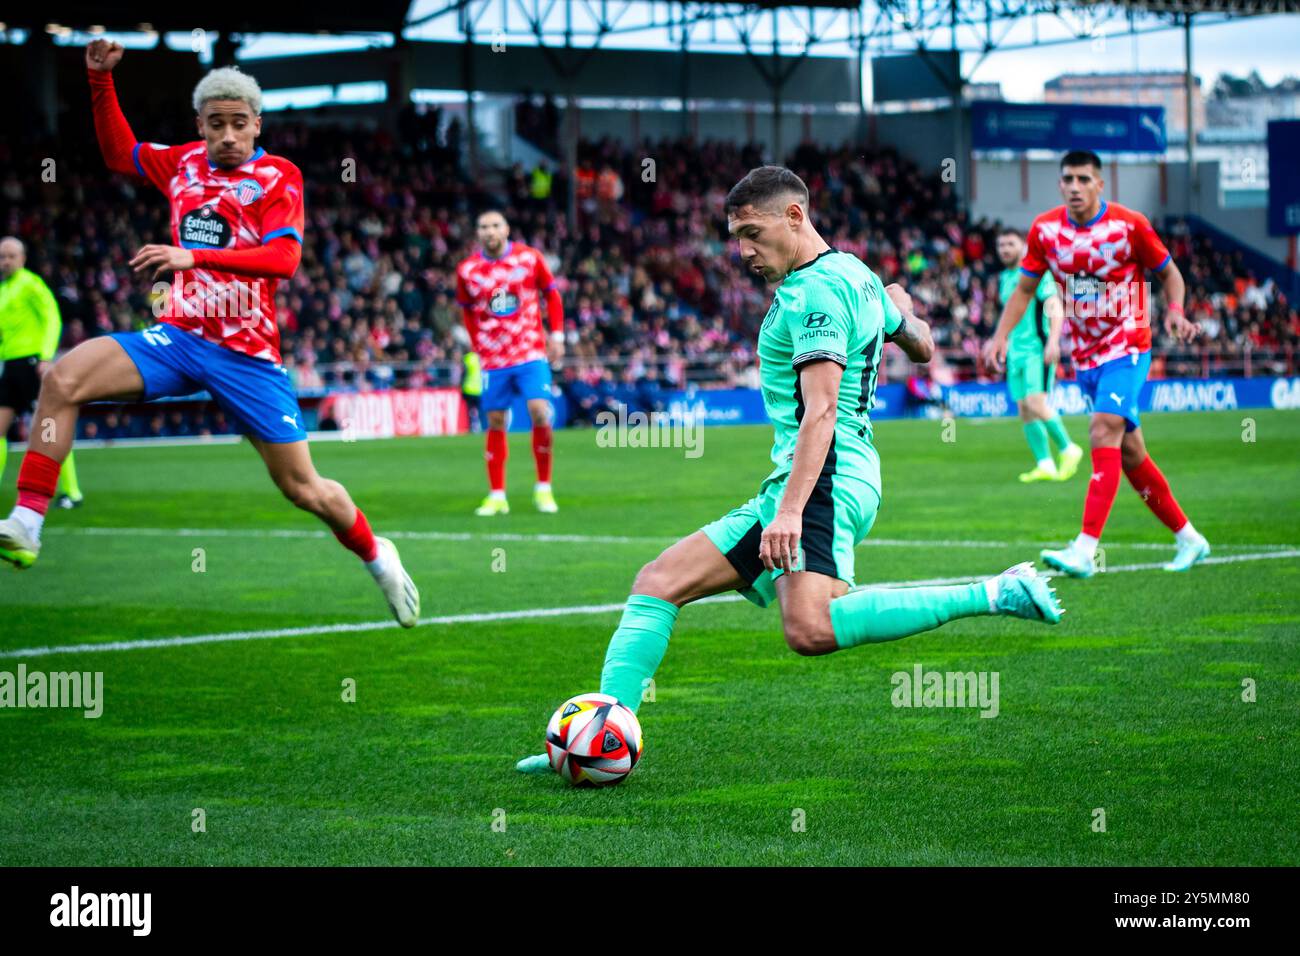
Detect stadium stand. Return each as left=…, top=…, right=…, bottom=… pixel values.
left=0, top=114, right=1295, bottom=439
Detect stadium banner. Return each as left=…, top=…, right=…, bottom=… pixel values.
left=631, top=377, right=1300, bottom=427
left=971, top=101, right=1166, bottom=154
left=937, top=376, right=1300, bottom=419
left=306, top=376, right=1297, bottom=440
left=317, top=388, right=469, bottom=438
left=1266, top=119, right=1300, bottom=236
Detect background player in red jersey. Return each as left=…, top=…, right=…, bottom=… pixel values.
left=0, top=40, right=420, bottom=627
left=984, top=149, right=1210, bottom=577
left=456, top=211, right=565, bottom=516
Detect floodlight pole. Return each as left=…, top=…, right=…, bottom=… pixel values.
left=950, top=0, right=964, bottom=204
left=680, top=4, right=692, bottom=139
left=855, top=8, right=868, bottom=142
left=460, top=4, right=480, bottom=181
left=213, top=32, right=238, bottom=68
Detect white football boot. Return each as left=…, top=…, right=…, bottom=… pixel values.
left=369, top=536, right=420, bottom=627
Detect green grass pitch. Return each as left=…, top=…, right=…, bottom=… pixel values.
left=1, top=409, right=1297, bottom=865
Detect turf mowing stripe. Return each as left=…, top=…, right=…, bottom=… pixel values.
left=42, top=526, right=1296, bottom=551
left=4, top=549, right=1297, bottom=660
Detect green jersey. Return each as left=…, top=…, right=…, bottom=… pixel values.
left=756, top=249, right=902, bottom=495
left=999, top=267, right=1057, bottom=359
left=0, top=267, right=61, bottom=361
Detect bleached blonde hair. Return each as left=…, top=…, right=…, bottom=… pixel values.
left=192, top=67, right=263, bottom=115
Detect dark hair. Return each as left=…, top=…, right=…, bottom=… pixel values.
left=476, top=209, right=508, bottom=225
left=997, top=226, right=1023, bottom=240
left=725, top=166, right=809, bottom=215
left=1061, top=149, right=1102, bottom=172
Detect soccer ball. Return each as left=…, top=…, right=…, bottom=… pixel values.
left=545, top=693, right=643, bottom=786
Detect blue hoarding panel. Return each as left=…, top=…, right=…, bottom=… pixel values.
left=1267, top=120, right=1300, bottom=236
left=625, top=377, right=1300, bottom=427
left=972, top=101, right=1166, bottom=154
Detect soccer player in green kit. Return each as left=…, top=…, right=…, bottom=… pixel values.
left=516, top=167, right=1063, bottom=775
left=0, top=237, right=84, bottom=507
left=993, top=227, right=1083, bottom=483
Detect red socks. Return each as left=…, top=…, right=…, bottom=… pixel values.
left=485, top=428, right=508, bottom=493
left=17, top=452, right=62, bottom=516
left=1081, top=446, right=1122, bottom=539
left=532, top=424, right=553, bottom=484
left=334, top=508, right=379, bottom=563
left=485, top=426, right=552, bottom=492
left=1125, top=455, right=1189, bottom=533
left=1082, top=448, right=1191, bottom=540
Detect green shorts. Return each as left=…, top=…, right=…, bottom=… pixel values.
left=1007, top=352, right=1057, bottom=402
left=701, top=470, right=881, bottom=609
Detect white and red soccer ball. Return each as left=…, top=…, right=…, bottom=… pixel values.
left=545, top=693, right=643, bottom=786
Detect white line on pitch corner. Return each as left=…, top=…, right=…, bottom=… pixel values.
left=41, top=526, right=1297, bottom=552
left=4, top=549, right=1297, bottom=660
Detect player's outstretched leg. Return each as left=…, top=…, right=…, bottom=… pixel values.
left=476, top=409, right=510, bottom=516
left=527, top=397, right=557, bottom=513
left=779, top=562, right=1061, bottom=657
left=516, top=531, right=744, bottom=773
left=0, top=338, right=141, bottom=569
left=252, top=438, right=420, bottom=627
left=1121, top=429, right=1210, bottom=572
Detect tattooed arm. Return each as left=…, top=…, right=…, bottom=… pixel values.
left=883, top=283, right=934, bottom=363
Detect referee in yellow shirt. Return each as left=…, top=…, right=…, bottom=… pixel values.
left=0, top=237, right=83, bottom=507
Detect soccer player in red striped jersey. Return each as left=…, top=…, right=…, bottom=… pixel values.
left=984, top=149, right=1210, bottom=577
left=0, top=40, right=420, bottom=627
left=456, top=211, right=564, bottom=516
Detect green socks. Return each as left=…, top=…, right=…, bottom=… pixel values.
left=1043, top=414, right=1072, bottom=452
left=831, top=582, right=993, bottom=649
left=1023, top=420, right=1051, bottom=464
left=0, top=437, right=6, bottom=482
left=56, top=451, right=81, bottom=500
left=600, top=594, right=679, bottom=713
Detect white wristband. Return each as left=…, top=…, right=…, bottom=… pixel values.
left=550, top=331, right=565, bottom=342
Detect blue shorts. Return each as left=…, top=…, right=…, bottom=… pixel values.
left=1076, top=351, right=1151, bottom=432
left=112, top=325, right=307, bottom=443
left=481, top=359, right=553, bottom=411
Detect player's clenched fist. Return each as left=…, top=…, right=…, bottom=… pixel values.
left=86, top=39, right=125, bottom=72
left=884, top=282, right=912, bottom=318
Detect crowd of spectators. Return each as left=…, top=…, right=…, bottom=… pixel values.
left=1, top=107, right=1295, bottom=440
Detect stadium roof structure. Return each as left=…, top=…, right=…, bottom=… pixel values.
left=2, top=2, right=414, bottom=35
left=18, top=1, right=1296, bottom=59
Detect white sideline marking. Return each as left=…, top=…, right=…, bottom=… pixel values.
left=3, top=549, right=1297, bottom=660
left=42, top=526, right=1296, bottom=552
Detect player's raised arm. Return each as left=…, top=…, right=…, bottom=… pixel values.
left=85, top=40, right=143, bottom=177
left=883, top=283, right=933, bottom=363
